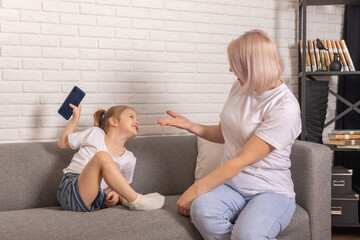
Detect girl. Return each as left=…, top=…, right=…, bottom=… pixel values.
left=158, top=29, right=301, bottom=239
left=57, top=104, right=165, bottom=212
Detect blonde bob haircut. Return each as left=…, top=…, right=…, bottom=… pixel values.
left=227, top=29, right=284, bottom=96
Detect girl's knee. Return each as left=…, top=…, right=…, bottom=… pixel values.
left=92, top=151, right=112, bottom=165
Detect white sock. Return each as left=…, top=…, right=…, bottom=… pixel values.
left=121, top=194, right=140, bottom=208
left=122, top=193, right=165, bottom=211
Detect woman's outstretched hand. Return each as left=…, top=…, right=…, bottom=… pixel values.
left=157, top=110, right=193, bottom=131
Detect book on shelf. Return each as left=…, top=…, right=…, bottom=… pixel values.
left=299, top=40, right=311, bottom=72
left=330, top=40, right=338, bottom=55
left=308, top=40, right=317, bottom=72
left=319, top=48, right=327, bottom=71
left=335, top=40, right=349, bottom=71
left=329, top=139, right=360, bottom=145
left=327, top=39, right=334, bottom=62
left=313, top=40, right=324, bottom=71
left=328, top=134, right=360, bottom=140
left=321, top=39, right=331, bottom=71
left=340, top=40, right=356, bottom=71
left=300, top=39, right=356, bottom=72
left=336, top=145, right=360, bottom=149
left=332, top=129, right=360, bottom=134
left=330, top=40, right=339, bottom=66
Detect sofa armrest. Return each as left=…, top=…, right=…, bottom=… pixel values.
left=290, top=140, right=331, bottom=240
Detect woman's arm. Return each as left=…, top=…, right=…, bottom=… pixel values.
left=177, top=134, right=275, bottom=216
left=190, top=122, right=224, bottom=144
left=157, top=110, right=224, bottom=144
left=57, top=104, right=81, bottom=149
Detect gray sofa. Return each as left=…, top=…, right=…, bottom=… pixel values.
left=0, top=135, right=331, bottom=240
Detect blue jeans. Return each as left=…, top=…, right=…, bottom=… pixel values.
left=190, top=185, right=296, bottom=240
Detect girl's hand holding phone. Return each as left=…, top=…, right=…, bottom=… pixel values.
left=58, top=86, right=86, bottom=120
left=69, top=103, right=81, bottom=120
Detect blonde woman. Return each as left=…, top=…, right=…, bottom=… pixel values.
left=157, top=29, right=301, bottom=239
left=57, top=104, right=165, bottom=212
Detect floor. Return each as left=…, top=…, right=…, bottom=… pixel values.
left=332, top=228, right=360, bottom=240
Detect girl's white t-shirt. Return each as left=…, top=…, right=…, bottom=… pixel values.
left=220, top=81, right=301, bottom=198
left=63, top=127, right=136, bottom=190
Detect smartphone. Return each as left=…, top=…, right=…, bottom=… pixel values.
left=58, top=86, right=86, bottom=120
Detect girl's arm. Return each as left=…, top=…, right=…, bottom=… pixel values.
left=157, top=110, right=224, bottom=144
left=177, top=134, right=275, bottom=216
left=57, top=104, right=81, bottom=149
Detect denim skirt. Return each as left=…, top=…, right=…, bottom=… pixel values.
left=57, top=173, right=106, bottom=212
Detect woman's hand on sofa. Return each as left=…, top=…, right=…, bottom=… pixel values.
left=177, top=185, right=198, bottom=216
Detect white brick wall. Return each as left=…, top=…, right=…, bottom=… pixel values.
left=0, top=0, right=344, bottom=143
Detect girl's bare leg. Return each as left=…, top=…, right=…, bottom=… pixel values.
left=77, top=151, right=138, bottom=208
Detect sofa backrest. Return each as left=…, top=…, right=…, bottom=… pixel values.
left=127, top=135, right=198, bottom=196
left=0, top=141, right=76, bottom=211
left=0, top=135, right=198, bottom=211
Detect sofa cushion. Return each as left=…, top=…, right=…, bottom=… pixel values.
left=195, top=137, right=223, bottom=181
left=0, top=195, right=309, bottom=240
left=0, top=195, right=202, bottom=240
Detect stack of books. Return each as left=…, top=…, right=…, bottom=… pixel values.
left=328, top=130, right=360, bottom=149
left=299, top=39, right=356, bottom=72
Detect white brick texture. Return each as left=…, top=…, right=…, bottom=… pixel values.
left=0, top=0, right=344, bottom=143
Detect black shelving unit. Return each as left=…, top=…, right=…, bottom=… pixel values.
left=298, top=0, right=360, bottom=141
left=303, top=72, right=360, bottom=130
left=298, top=0, right=360, bottom=228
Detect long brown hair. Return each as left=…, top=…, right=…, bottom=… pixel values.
left=93, top=105, right=134, bottom=133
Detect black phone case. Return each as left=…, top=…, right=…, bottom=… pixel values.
left=58, top=86, right=86, bottom=120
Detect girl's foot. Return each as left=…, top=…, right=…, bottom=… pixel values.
left=122, top=193, right=165, bottom=210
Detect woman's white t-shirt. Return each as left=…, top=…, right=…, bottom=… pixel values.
left=63, top=127, right=136, bottom=191
left=220, top=81, right=301, bottom=198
